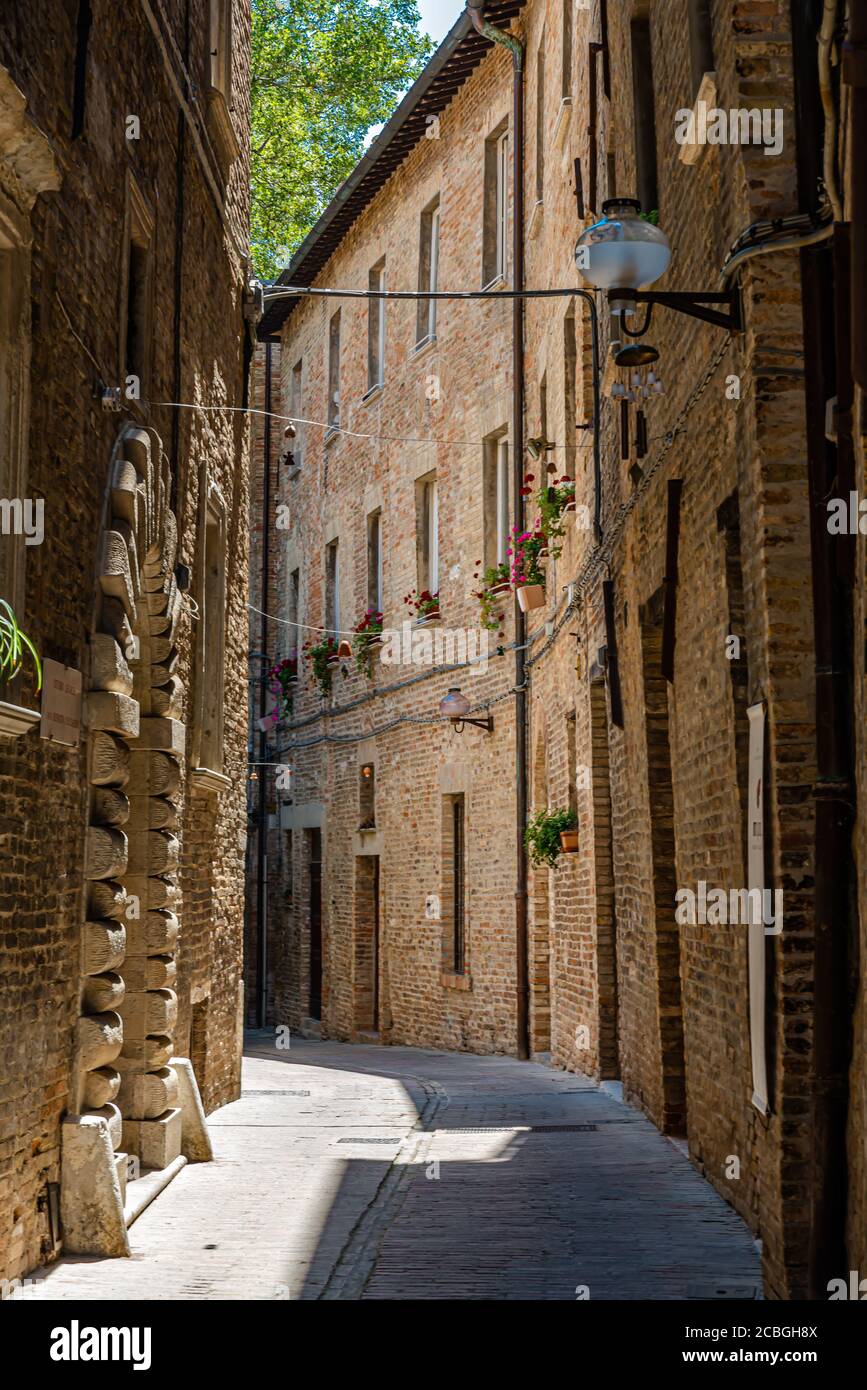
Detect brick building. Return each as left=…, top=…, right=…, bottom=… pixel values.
left=250, top=0, right=864, bottom=1300
left=1, top=0, right=251, bottom=1283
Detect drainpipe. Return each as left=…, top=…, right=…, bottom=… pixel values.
left=790, top=0, right=855, bottom=1298
left=466, top=3, right=530, bottom=1060
left=256, top=343, right=274, bottom=1028
left=844, top=0, right=867, bottom=388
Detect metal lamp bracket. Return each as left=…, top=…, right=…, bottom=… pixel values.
left=608, top=287, right=743, bottom=334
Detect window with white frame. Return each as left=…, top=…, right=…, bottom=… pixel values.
left=197, top=489, right=227, bottom=773
left=562, top=0, right=573, bottom=100
left=483, top=124, right=508, bottom=287
left=416, top=198, right=440, bottom=346
left=325, top=540, right=340, bottom=637
left=483, top=433, right=510, bottom=572
left=367, top=510, right=383, bottom=613
left=367, top=260, right=386, bottom=390
left=290, top=358, right=303, bottom=466
left=416, top=476, right=439, bottom=597
left=328, top=310, right=341, bottom=431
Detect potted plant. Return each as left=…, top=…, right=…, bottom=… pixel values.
left=507, top=526, right=547, bottom=612
left=403, top=588, right=440, bottom=625
left=303, top=635, right=339, bottom=697
left=0, top=599, right=42, bottom=737
left=267, top=654, right=298, bottom=724
left=471, top=562, right=511, bottom=633
left=524, top=808, right=579, bottom=869
left=353, top=608, right=384, bottom=676
left=535, top=475, right=576, bottom=558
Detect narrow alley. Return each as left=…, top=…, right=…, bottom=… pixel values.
left=24, top=1037, right=760, bottom=1302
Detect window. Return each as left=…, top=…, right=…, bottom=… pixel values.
left=416, top=476, right=439, bottom=596
left=483, top=433, right=510, bottom=571
left=290, top=359, right=303, bottom=466
left=563, top=306, right=577, bottom=479
left=367, top=510, right=383, bottom=613
left=367, top=260, right=386, bottom=390
left=327, top=311, right=340, bottom=431
left=121, top=177, right=154, bottom=403
left=688, top=0, right=715, bottom=93
left=325, top=540, right=339, bottom=637
left=288, top=567, right=300, bottom=653
left=561, top=0, right=573, bottom=100
left=535, top=39, right=546, bottom=204
left=416, top=198, right=440, bottom=346
left=607, top=150, right=617, bottom=200
left=206, top=0, right=239, bottom=169
left=482, top=125, right=508, bottom=287
left=359, top=763, right=375, bottom=830
left=208, top=0, right=232, bottom=99
left=630, top=16, right=659, bottom=216
left=442, top=794, right=467, bottom=974
left=198, top=491, right=227, bottom=772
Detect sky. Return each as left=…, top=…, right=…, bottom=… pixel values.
left=416, top=0, right=464, bottom=44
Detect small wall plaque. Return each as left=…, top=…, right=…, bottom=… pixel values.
left=40, top=660, right=82, bottom=746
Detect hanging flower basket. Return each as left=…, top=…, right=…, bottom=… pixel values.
left=404, top=589, right=440, bottom=625
left=525, top=808, right=579, bottom=868
left=508, top=526, right=547, bottom=612
left=471, top=562, right=511, bottom=632
left=353, top=609, right=384, bottom=677
left=303, top=635, right=339, bottom=697
left=267, top=655, right=298, bottom=724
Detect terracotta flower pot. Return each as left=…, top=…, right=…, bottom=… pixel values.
left=559, top=829, right=580, bottom=853
left=517, top=584, right=545, bottom=612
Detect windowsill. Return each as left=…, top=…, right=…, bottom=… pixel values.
left=528, top=199, right=544, bottom=240
left=286, top=461, right=302, bottom=480
left=441, top=971, right=472, bottom=991
left=678, top=71, right=718, bottom=166
left=324, top=425, right=341, bottom=447
left=361, top=382, right=384, bottom=404
left=481, top=274, right=508, bottom=294
left=205, top=87, right=241, bottom=172
left=553, top=96, right=573, bottom=147
left=190, top=766, right=232, bottom=796
left=412, top=333, right=438, bottom=361
left=0, top=699, right=41, bottom=740
left=414, top=613, right=441, bottom=628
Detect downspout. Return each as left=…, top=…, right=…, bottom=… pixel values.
left=170, top=0, right=190, bottom=517
left=256, top=343, right=274, bottom=1028
left=466, top=3, right=530, bottom=1060
left=790, top=0, right=855, bottom=1298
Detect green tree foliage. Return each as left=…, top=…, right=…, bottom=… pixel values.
left=252, top=0, right=433, bottom=279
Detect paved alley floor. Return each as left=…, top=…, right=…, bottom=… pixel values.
left=24, top=1035, right=761, bottom=1300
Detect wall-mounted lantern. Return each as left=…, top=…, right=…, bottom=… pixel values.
left=439, top=687, right=493, bottom=733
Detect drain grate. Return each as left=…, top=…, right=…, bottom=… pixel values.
left=450, top=1124, right=599, bottom=1134
left=337, top=1136, right=398, bottom=1144
left=243, top=1090, right=311, bottom=1097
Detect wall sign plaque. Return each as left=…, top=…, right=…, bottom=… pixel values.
left=40, top=660, right=82, bottom=746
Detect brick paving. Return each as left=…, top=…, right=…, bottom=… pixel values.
left=23, top=1035, right=760, bottom=1301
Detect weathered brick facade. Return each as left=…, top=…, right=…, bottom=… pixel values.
left=250, top=0, right=865, bottom=1300
left=1, top=0, right=250, bottom=1284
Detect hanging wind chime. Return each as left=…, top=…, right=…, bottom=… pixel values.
left=610, top=341, right=665, bottom=478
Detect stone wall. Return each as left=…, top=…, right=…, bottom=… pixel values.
left=0, top=0, right=250, bottom=1283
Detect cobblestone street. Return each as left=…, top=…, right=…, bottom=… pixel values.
left=25, top=1036, right=760, bottom=1301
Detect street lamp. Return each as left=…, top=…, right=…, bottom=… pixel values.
left=575, top=198, right=742, bottom=334
left=440, top=687, right=494, bottom=733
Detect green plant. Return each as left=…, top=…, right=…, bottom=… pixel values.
left=353, top=608, right=384, bottom=676
left=471, top=562, right=510, bottom=632
left=303, top=634, right=338, bottom=697
left=267, top=654, right=298, bottom=723
left=403, top=588, right=440, bottom=620
left=535, top=476, right=576, bottom=557
left=508, top=526, right=546, bottom=588
left=639, top=209, right=660, bottom=225
left=0, top=599, right=42, bottom=695
left=524, top=808, right=578, bottom=868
